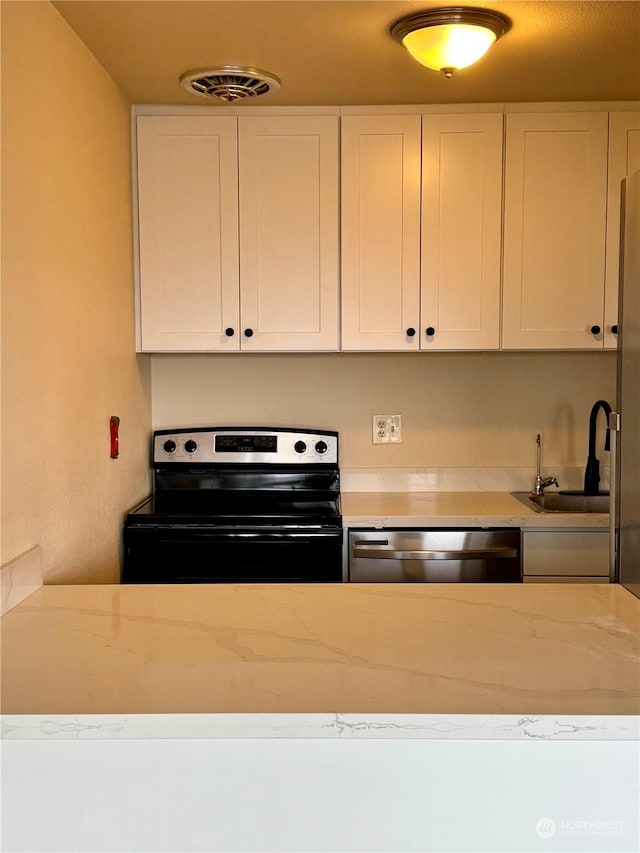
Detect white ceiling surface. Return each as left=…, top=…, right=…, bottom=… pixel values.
left=52, top=1, right=640, bottom=106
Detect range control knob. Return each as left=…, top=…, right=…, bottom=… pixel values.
left=315, top=440, right=328, bottom=455
left=294, top=440, right=307, bottom=454
left=184, top=439, right=198, bottom=454
left=163, top=439, right=177, bottom=454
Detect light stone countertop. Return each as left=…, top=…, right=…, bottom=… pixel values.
left=1, top=582, right=637, bottom=724
left=341, top=491, right=610, bottom=528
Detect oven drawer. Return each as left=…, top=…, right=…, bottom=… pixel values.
left=122, top=527, right=344, bottom=584
left=349, top=529, right=522, bottom=582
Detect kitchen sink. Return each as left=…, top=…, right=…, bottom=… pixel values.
left=512, top=492, right=610, bottom=513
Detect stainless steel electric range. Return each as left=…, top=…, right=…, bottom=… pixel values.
left=122, top=427, right=343, bottom=584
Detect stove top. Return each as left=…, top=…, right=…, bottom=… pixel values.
left=127, top=495, right=342, bottom=529
left=128, top=427, right=341, bottom=528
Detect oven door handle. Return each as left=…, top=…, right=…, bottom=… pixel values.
left=352, top=546, right=518, bottom=561
left=154, top=531, right=342, bottom=543
left=223, top=532, right=342, bottom=539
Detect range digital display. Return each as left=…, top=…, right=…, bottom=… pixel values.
left=215, top=434, right=278, bottom=453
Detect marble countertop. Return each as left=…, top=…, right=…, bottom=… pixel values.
left=2, top=582, right=637, bottom=718
left=341, top=491, right=609, bottom=528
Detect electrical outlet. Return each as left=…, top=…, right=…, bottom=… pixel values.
left=372, top=414, right=403, bottom=444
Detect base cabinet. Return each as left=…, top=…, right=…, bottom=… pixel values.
left=522, top=529, right=609, bottom=582
left=524, top=576, right=609, bottom=583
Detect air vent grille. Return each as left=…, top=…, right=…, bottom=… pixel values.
left=180, top=66, right=280, bottom=102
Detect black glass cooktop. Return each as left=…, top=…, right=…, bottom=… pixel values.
left=126, top=495, right=342, bottom=528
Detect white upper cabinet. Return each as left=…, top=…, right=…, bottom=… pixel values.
left=135, top=113, right=339, bottom=352
left=238, top=116, right=339, bottom=351
left=421, top=113, right=503, bottom=350
left=604, top=111, right=640, bottom=349
left=136, top=115, right=240, bottom=351
left=502, top=111, right=609, bottom=349
left=341, top=112, right=502, bottom=351
left=341, top=115, right=422, bottom=351
left=135, top=105, right=638, bottom=354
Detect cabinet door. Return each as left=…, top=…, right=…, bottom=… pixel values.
left=421, top=114, right=503, bottom=350
left=524, top=576, right=609, bottom=583
left=341, top=115, right=421, bottom=351
left=238, top=116, right=339, bottom=351
left=502, top=112, right=609, bottom=349
left=136, top=116, right=239, bottom=351
left=522, top=529, right=609, bottom=576
left=604, top=111, right=640, bottom=349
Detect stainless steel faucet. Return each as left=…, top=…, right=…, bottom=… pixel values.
left=533, top=434, right=559, bottom=495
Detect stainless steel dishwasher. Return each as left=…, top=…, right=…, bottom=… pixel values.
left=349, top=529, right=522, bottom=582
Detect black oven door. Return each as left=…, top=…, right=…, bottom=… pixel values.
left=122, top=526, right=344, bottom=583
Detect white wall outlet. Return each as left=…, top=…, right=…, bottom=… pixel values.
left=372, top=414, right=403, bottom=444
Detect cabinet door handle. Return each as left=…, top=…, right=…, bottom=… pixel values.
left=225, top=328, right=235, bottom=337
left=590, top=325, right=601, bottom=335
left=244, top=328, right=254, bottom=338
left=425, top=327, right=436, bottom=337
left=406, top=327, right=416, bottom=337
left=611, top=324, right=618, bottom=335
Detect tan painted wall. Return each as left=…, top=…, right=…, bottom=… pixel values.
left=1, top=1, right=151, bottom=583
left=152, top=351, right=616, bottom=468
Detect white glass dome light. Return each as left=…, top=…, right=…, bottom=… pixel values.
left=390, top=7, right=511, bottom=78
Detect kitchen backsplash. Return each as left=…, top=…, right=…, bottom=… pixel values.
left=340, top=466, right=609, bottom=493
left=151, top=351, right=616, bottom=471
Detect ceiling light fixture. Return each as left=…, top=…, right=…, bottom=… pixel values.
left=390, top=6, right=511, bottom=78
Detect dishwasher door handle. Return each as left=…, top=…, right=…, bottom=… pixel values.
left=352, top=546, right=519, bottom=561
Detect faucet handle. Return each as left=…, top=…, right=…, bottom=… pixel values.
left=534, top=475, right=559, bottom=496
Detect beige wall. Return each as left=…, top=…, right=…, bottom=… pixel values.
left=1, top=2, right=151, bottom=583
left=152, top=351, right=616, bottom=468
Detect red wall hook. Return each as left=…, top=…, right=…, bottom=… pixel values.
left=110, top=416, right=120, bottom=459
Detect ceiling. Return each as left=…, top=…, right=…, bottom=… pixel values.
left=52, top=1, right=640, bottom=106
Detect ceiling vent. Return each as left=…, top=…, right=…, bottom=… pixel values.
left=179, top=66, right=281, bottom=102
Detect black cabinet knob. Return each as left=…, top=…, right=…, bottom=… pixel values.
left=406, top=327, right=416, bottom=337
left=244, top=328, right=254, bottom=338
left=425, top=326, right=436, bottom=337
left=225, top=328, right=234, bottom=337
left=590, top=325, right=601, bottom=335
left=611, top=324, right=618, bottom=335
